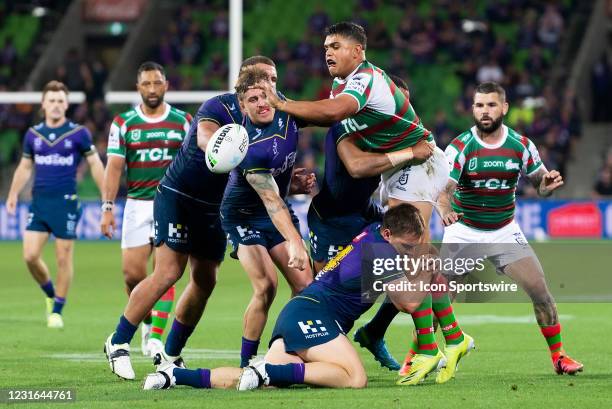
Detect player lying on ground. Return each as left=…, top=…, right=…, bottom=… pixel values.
left=143, top=204, right=445, bottom=390
left=6, top=80, right=104, bottom=329
left=438, top=81, right=582, bottom=375
left=104, top=56, right=314, bottom=380
left=101, top=62, right=190, bottom=356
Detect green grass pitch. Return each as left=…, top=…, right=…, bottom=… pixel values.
left=2, top=241, right=611, bottom=408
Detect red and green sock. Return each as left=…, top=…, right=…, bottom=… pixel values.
left=432, top=292, right=464, bottom=346
left=540, top=323, right=563, bottom=357
left=150, top=285, right=175, bottom=341
left=411, top=294, right=438, bottom=356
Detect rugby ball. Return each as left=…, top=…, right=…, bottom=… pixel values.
left=205, top=123, right=249, bottom=173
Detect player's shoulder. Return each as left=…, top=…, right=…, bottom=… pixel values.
left=28, top=122, right=45, bottom=135
left=168, top=104, right=192, bottom=122
left=504, top=125, right=533, bottom=149
left=113, top=108, right=139, bottom=126
left=447, top=129, right=474, bottom=153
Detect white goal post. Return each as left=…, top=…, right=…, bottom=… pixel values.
left=0, top=0, right=242, bottom=106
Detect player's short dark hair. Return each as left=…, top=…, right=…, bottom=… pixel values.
left=388, top=74, right=408, bottom=91
left=475, top=82, right=506, bottom=102
left=325, top=22, right=367, bottom=50
left=235, top=66, right=270, bottom=99
left=241, top=55, right=275, bottom=69
left=42, top=80, right=69, bottom=98
left=137, top=61, right=166, bottom=81
left=382, top=204, right=424, bottom=238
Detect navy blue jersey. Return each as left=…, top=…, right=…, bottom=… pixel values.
left=22, top=121, right=95, bottom=196
left=310, top=123, right=381, bottom=219
left=304, top=223, right=400, bottom=331
left=221, top=110, right=300, bottom=218
left=162, top=93, right=243, bottom=204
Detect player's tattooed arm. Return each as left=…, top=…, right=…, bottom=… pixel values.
left=246, top=172, right=309, bottom=271
left=528, top=167, right=564, bottom=197
left=437, top=180, right=463, bottom=226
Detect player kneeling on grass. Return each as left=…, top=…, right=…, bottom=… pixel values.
left=143, top=204, right=445, bottom=390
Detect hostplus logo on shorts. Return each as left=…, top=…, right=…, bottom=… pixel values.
left=167, top=223, right=188, bottom=244
left=298, top=320, right=329, bottom=339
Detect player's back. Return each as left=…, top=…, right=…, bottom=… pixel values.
left=311, top=123, right=381, bottom=219
left=23, top=121, right=94, bottom=196
left=304, top=223, right=396, bottom=332
left=332, top=60, right=433, bottom=153
left=162, top=93, right=243, bottom=204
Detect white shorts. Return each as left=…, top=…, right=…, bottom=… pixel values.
left=121, top=198, right=154, bottom=249
left=441, top=220, right=535, bottom=273
left=380, top=146, right=449, bottom=204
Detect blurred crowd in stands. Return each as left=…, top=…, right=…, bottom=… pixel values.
left=2, top=0, right=612, bottom=198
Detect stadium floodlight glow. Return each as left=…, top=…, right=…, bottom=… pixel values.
left=32, top=7, right=48, bottom=18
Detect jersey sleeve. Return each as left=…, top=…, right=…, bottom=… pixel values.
left=22, top=130, right=33, bottom=159
left=78, top=127, right=96, bottom=156
left=106, top=116, right=126, bottom=157
left=521, top=137, right=544, bottom=175
left=197, top=98, right=235, bottom=126
left=339, top=69, right=374, bottom=112
left=445, top=139, right=465, bottom=183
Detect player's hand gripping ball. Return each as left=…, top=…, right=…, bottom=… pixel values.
left=205, top=124, right=249, bottom=173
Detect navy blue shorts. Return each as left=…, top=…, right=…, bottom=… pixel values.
left=27, top=194, right=82, bottom=239
left=222, top=208, right=300, bottom=260
left=153, top=185, right=226, bottom=262
left=307, top=206, right=380, bottom=263
left=270, top=295, right=343, bottom=353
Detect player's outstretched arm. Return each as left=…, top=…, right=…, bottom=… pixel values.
left=437, top=180, right=463, bottom=226
left=337, top=138, right=433, bottom=178
left=100, top=155, right=125, bottom=238
left=87, top=152, right=105, bottom=195
left=246, top=172, right=308, bottom=270
left=196, top=120, right=221, bottom=152
left=528, top=167, right=564, bottom=197
left=6, top=157, right=33, bottom=215
left=262, top=82, right=358, bottom=125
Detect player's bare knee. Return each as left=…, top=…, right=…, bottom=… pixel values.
left=23, top=251, right=40, bottom=265
left=252, top=280, right=277, bottom=306
left=347, top=370, right=368, bottom=388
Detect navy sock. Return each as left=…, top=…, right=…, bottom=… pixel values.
left=363, top=297, right=399, bottom=338
left=173, top=368, right=211, bottom=388
left=165, top=319, right=195, bottom=357
left=111, top=315, right=138, bottom=345
left=40, top=280, right=55, bottom=298
left=240, top=337, right=260, bottom=368
left=52, top=296, right=66, bottom=314
left=265, top=363, right=305, bottom=387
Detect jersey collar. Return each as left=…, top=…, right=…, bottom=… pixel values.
left=135, top=102, right=170, bottom=123
left=333, top=60, right=366, bottom=84
left=470, top=124, right=508, bottom=149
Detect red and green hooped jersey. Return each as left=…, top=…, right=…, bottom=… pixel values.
left=444, top=125, right=543, bottom=230
left=106, top=103, right=192, bottom=200
left=331, top=60, right=433, bottom=152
